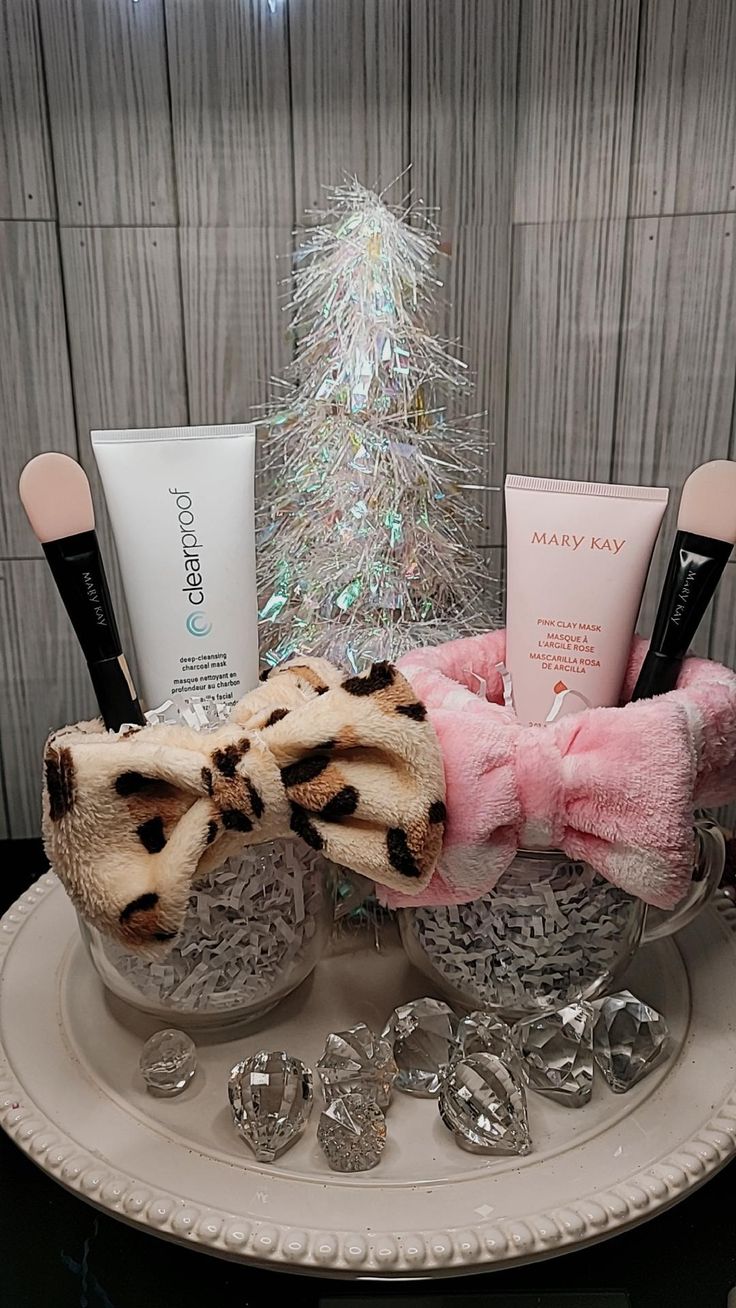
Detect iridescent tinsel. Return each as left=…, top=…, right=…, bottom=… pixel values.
left=258, top=180, right=493, bottom=669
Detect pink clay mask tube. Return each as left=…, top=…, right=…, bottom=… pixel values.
left=504, top=476, right=668, bottom=725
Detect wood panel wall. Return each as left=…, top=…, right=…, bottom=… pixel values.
left=1, top=0, right=736, bottom=836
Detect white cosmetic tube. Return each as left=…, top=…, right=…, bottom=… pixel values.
left=92, top=424, right=258, bottom=709
left=505, top=475, right=668, bottom=725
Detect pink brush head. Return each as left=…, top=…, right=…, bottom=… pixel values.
left=19, top=452, right=95, bottom=543
left=677, top=460, right=736, bottom=544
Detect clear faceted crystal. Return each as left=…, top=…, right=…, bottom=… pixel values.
left=382, top=997, right=458, bottom=1097
left=439, top=1052, right=531, bottom=1155
left=518, top=1002, right=594, bottom=1107
left=139, top=1028, right=196, bottom=1096
left=455, top=1011, right=517, bottom=1062
left=594, top=991, right=670, bottom=1093
left=317, top=1092, right=387, bottom=1172
left=228, top=1050, right=313, bottom=1161
left=317, top=1023, right=397, bottom=1108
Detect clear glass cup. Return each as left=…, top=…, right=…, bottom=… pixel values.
left=79, top=841, right=346, bottom=1031
left=398, top=814, right=725, bottom=1021
left=78, top=693, right=366, bottom=1030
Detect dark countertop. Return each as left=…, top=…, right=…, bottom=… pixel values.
left=2, top=840, right=735, bottom=1308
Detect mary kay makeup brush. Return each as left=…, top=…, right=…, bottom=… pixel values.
left=632, top=459, right=736, bottom=701
left=19, top=452, right=145, bottom=731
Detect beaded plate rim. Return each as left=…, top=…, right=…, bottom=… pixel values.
left=1, top=874, right=736, bottom=1277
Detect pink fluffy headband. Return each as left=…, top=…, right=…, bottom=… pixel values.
left=387, top=630, right=736, bottom=911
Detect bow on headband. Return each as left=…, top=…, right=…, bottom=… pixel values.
left=385, top=631, right=736, bottom=911
left=43, top=657, right=446, bottom=947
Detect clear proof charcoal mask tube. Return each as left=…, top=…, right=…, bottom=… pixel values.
left=504, top=476, right=668, bottom=726
left=92, top=424, right=258, bottom=709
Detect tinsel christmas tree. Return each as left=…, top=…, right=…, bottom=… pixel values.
left=258, top=180, right=485, bottom=672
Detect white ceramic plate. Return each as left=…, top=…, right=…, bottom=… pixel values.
left=1, top=874, right=736, bottom=1278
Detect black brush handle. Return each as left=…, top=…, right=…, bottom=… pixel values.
left=43, top=530, right=122, bottom=661
left=88, top=656, right=145, bottom=731
left=632, top=530, right=732, bottom=700
left=43, top=530, right=144, bottom=729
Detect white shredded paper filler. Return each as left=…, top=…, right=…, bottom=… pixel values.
left=102, top=844, right=323, bottom=1013
left=409, top=866, right=637, bottom=1012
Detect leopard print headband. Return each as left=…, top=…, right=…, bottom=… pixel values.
left=42, top=656, right=446, bottom=948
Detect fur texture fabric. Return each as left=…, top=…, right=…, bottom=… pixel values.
left=384, top=631, right=736, bottom=911
left=43, top=634, right=736, bottom=941
left=42, top=657, right=445, bottom=947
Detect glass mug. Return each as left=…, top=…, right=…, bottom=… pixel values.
left=79, top=841, right=360, bottom=1031
left=399, top=814, right=725, bottom=1021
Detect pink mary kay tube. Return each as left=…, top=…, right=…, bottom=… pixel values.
left=504, top=475, right=669, bottom=726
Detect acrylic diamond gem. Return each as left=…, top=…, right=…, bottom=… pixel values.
left=317, top=1023, right=397, bottom=1108
left=455, top=1011, right=517, bottom=1062
left=317, top=1092, right=387, bottom=1172
left=518, top=1002, right=594, bottom=1106
left=139, top=1028, right=196, bottom=1096
left=381, top=997, right=458, bottom=1097
left=439, top=1052, right=531, bottom=1155
left=594, top=991, right=669, bottom=1093
left=228, top=1050, right=313, bottom=1161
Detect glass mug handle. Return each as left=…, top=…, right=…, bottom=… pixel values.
left=643, top=813, right=726, bottom=942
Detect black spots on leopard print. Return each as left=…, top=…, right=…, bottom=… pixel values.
left=342, top=661, right=429, bottom=726
left=201, top=766, right=213, bottom=795
left=342, top=662, right=426, bottom=720
left=116, top=770, right=150, bottom=795
left=428, top=800, right=447, bottom=825
left=290, top=803, right=325, bottom=850
left=396, top=700, right=427, bottom=721
left=206, top=819, right=218, bottom=845
left=289, top=738, right=337, bottom=757
left=387, top=827, right=421, bottom=878
left=222, top=808, right=253, bottom=833
left=137, top=816, right=167, bottom=854
left=287, top=664, right=329, bottom=695
left=212, top=738, right=250, bottom=778
left=212, top=746, right=238, bottom=778
left=120, top=894, right=176, bottom=941
left=342, top=660, right=396, bottom=697
left=45, top=747, right=76, bottom=822
left=120, top=891, right=159, bottom=922
left=245, top=777, right=264, bottom=820
left=318, top=785, right=358, bottom=821
left=280, top=753, right=330, bottom=789
left=264, top=707, right=289, bottom=727
left=115, top=771, right=178, bottom=801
